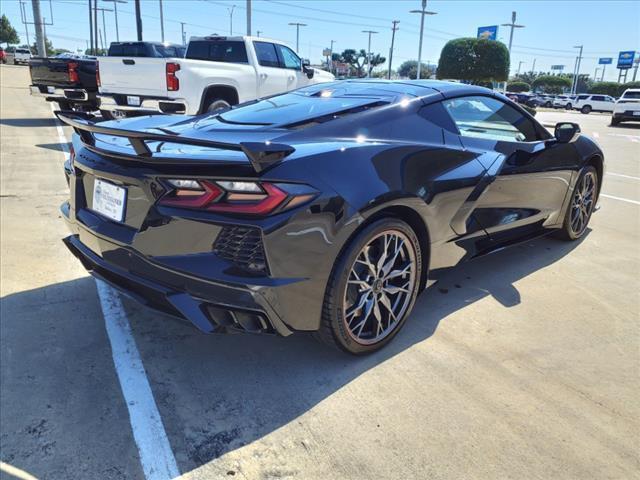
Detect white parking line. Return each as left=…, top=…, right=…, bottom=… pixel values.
left=607, top=172, right=640, bottom=181
left=50, top=107, right=180, bottom=480
left=96, top=280, right=180, bottom=480
left=600, top=194, right=640, bottom=205
left=50, top=103, right=70, bottom=167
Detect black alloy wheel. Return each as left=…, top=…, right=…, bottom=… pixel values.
left=557, top=166, right=598, bottom=241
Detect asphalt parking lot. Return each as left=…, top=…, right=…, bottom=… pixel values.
left=1, top=64, right=639, bottom=479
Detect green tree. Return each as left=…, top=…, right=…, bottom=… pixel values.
left=0, top=14, right=20, bottom=45
left=619, top=81, right=640, bottom=96
left=507, top=81, right=530, bottom=92
left=333, top=48, right=386, bottom=77
left=31, top=37, right=55, bottom=56
left=588, top=82, right=622, bottom=97
left=397, top=60, right=434, bottom=79
left=84, top=47, right=107, bottom=56
left=367, top=53, right=386, bottom=76
left=531, top=75, right=572, bottom=94
left=436, top=38, right=509, bottom=83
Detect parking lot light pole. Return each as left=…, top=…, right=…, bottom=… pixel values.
left=501, top=11, right=525, bottom=91
left=594, top=67, right=601, bottom=81
left=227, top=4, right=235, bottom=35
left=289, top=22, right=307, bottom=54
left=516, top=60, right=525, bottom=75
left=410, top=0, right=437, bottom=80
left=159, top=0, right=164, bottom=42
left=362, top=30, right=378, bottom=78
left=180, top=22, right=186, bottom=45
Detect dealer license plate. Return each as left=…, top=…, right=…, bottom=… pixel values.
left=92, top=179, right=126, bottom=222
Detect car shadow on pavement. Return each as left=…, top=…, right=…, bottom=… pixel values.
left=118, top=232, right=589, bottom=473
left=0, top=232, right=589, bottom=477
left=0, top=118, right=59, bottom=128
left=35, top=142, right=71, bottom=153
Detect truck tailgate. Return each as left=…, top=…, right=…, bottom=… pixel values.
left=30, top=59, right=71, bottom=86
left=99, top=57, right=172, bottom=95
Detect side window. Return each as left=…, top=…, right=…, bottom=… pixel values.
left=276, top=45, right=301, bottom=70
left=253, top=42, right=280, bottom=68
left=591, top=95, right=605, bottom=102
left=442, top=95, right=539, bottom=143
left=577, top=95, right=589, bottom=101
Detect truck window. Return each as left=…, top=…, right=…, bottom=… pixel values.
left=253, top=42, right=280, bottom=68
left=276, top=45, right=301, bottom=70
left=186, top=41, right=248, bottom=63
left=153, top=44, right=184, bottom=58
left=109, top=43, right=148, bottom=57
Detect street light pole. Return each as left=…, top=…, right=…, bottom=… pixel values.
left=180, top=22, right=186, bottom=46
left=388, top=20, right=399, bottom=80
left=410, top=0, right=437, bottom=80
left=134, top=0, right=142, bottom=41
left=19, top=1, right=32, bottom=50
left=246, top=0, right=251, bottom=36
left=95, top=7, right=113, bottom=48
left=501, top=11, right=525, bottom=91
left=362, top=30, right=378, bottom=78
left=288, top=22, right=307, bottom=53
left=516, top=60, right=525, bottom=75
left=228, top=5, right=235, bottom=35
left=329, top=39, right=335, bottom=74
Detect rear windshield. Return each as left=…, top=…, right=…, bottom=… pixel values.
left=153, top=44, right=185, bottom=58
left=186, top=41, right=248, bottom=63
left=109, top=43, right=148, bottom=57
left=217, top=92, right=385, bottom=125
left=16, top=49, right=31, bottom=54
left=623, top=91, right=640, bottom=99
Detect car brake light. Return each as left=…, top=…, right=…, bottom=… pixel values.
left=96, top=61, right=101, bottom=87
left=166, top=62, right=180, bottom=91
left=159, top=179, right=316, bottom=216
left=68, top=62, right=79, bottom=83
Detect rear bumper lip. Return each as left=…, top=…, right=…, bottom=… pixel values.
left=61, top=206, right=294, bottom=336
left=97, top=94, right=187, bottom=114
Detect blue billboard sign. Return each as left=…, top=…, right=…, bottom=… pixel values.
left=477, top=26, right=498, bottom=41
left=598, top=57, right=613, bottom=65
left=617, top=51, right=635, bottom=69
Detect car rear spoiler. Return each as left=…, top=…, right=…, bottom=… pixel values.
left=55, top=112, right=295, bottom=173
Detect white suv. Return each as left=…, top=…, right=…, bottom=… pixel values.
left=573, top=94, right=616, bottom=114
left=552, top=95, right=575, bottom=110
left=611, top=88, right=640, bottom=126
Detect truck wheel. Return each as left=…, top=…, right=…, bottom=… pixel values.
left=610, top=117, right=620, bottom=127
left=204, top=98, right=231, bottom=114
left=565, top=103, right=572, bottom=110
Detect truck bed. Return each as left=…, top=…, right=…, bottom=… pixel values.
left=29, top=57, right=98, bottom=91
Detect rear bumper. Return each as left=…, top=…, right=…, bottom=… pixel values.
left=30, top=84, right=92, bottom=102
left=98, top=94, right=187, bottom=115
left=61, top=204, right=297, bottom=337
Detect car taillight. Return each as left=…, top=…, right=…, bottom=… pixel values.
left=158, top=180, right=316, bottom=216
left=96, top=61, right=101, bottom=87
left=166, top=62, right=180, bottom=91
left=68, top=62, right=79, bottom=83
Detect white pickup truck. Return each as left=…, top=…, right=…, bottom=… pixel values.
left=97, top=35, right=334, bottom=118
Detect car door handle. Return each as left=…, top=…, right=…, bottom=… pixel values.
left=122, top=59, right=135, bottom=65
left=260, top=73, right=268, bottom=79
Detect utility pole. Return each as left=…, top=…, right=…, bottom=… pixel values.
left=103, top=0, right=125, bottom=43
left=531, top=58, right=536, bottom=73
left=388, top=20, right=399, bottom=80
left=256, top=30, right=262, bottom=37
left=362, top=30, right=378, bottom=78
left=329, top=39, right=335, bottom=74
left=246, top=0, right=251, bottom=36
left=288, top=22, right=307, bottom=53
left=501, top=11, right=525, bottom=91
left=601, top=63, right=607, bottom=82
left=159, top=0, right=165, bottom=42
left=180, top=22, right=186, bottom=45
left=31, top=0, right=46, bottom=57
left=227, top=4, right=235, bottom=35
left=410, top=0, right=437, bottom=80
left=572, top=45, right=583, bottom=94
left=134, top=0, right=143, bottom=41
left=95, top=7, right=112, bottom=49
left=88, top=0, right=94, bottom=54
left=593, top=67, right=600, bottom=81
left=19, top=1, right=32, bottom=49
left=516, top=60, right=525, bottom=75
left=93, top=0, right=98, bottom=51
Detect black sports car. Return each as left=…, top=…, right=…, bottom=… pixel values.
left=58, top=80, right=603, bottom=354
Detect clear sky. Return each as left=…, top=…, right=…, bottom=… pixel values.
left=2, top=0, right=639, bottom=82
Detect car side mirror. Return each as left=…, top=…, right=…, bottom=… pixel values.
left=554, top=122, right=581, bottom=143
left=302, top=59, right=314, bottom=79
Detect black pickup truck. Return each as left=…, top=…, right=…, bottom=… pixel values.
left=29, top=54, right=98, bottom=112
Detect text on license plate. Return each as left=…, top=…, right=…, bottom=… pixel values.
left=633, top=111, right=640, bottom=116
left=92, top=179, right=126, bottom=222
left=127, top=95, right=141, bottom=106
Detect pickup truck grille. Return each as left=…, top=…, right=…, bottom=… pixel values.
left=213, top=226, right=268, bottom=275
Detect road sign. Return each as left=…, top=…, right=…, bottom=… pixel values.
left=477, top=26, right=498, bottom=41
left=617, top=51, right=635, bottom=69
left=598, top=57, right=613, bottom=65
left=551, top=65, right=565, bottom=71
left=322, top=48, right=332, bottom=57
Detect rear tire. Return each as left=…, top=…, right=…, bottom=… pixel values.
left=565, top=103, right=572, bottom=110
left=315, top=218, right=422, bottom=355
left=556, top=166, right=598, bottom=241
left=581, top=105, right=592, bottom=114
left=204, top=98, right=231, bottom=114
